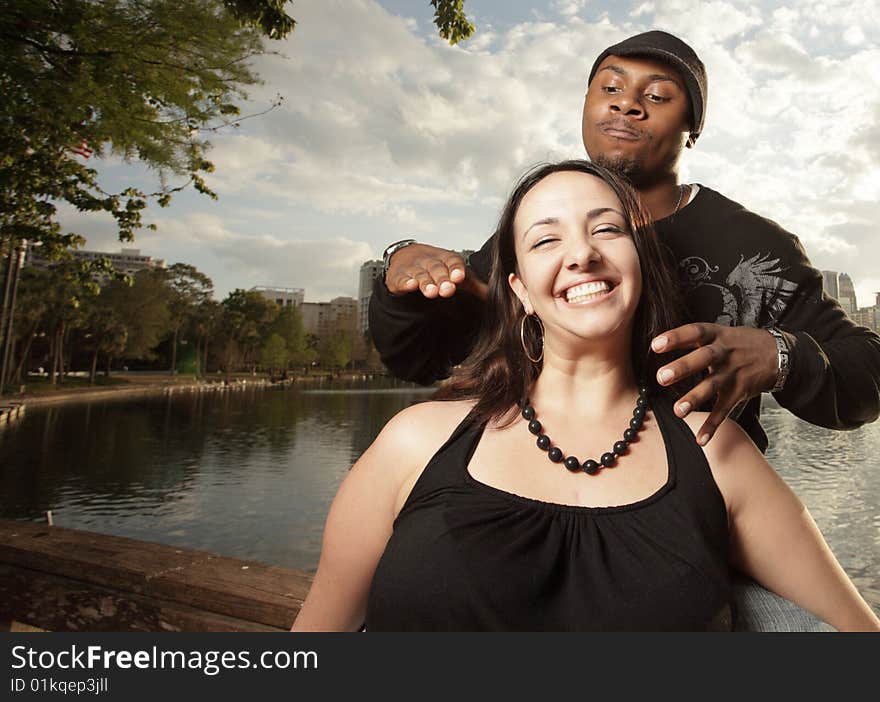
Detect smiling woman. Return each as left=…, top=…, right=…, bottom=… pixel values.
left=291, top=160, right=880, bottom=632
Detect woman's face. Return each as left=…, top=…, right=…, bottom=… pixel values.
left=508, top=170, right=642, bottom=351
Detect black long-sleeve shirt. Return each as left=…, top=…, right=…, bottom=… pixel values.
left=369, top=185, right=880, bottom=452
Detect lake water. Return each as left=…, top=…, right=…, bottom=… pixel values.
left=1, top=378, right=878, bottom=611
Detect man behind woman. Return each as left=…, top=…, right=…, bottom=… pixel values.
left=292, top=161, right=879, bottom=631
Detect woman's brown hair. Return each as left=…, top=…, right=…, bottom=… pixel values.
left=435, top=159, right=685, bottom=426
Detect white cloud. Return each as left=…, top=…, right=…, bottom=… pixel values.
left=649, top=0, right=762, bottom=42
left=553, top=0, right=587, bottom=18
left=843, top=25, right=865, bottom=45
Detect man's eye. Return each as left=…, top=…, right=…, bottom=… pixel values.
left=602, top=85, right=621, bottom=93
left=645, top=93, right=671, bottom=103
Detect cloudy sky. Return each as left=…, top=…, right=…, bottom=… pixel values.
left=64, top=0, right=880, bottom=308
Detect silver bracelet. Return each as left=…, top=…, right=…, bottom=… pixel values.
left=766, top=327, right=790, bottom=393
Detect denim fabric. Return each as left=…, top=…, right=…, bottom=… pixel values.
left=732, top=573, right=836, bottom=632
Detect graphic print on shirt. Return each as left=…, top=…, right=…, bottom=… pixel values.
left=678, top=253, right=798, bottom=327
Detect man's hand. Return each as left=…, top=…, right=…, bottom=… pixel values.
left=386, top=243, right=488, bottom=301
left=652, top=323, right=779, bottom=446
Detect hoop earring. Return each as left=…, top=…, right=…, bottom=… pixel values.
left=520, top=313, right=544, bottom=364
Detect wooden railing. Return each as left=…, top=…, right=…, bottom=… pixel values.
left=0, top=519, right=313, bottom=632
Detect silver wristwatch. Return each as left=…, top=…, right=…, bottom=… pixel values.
left=766, top=327, right=791, bottom=393
left=382, top=238, right=417, bottom=284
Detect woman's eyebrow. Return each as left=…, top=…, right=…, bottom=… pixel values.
left=522, top=217, right=558, bottom=238
left=522, top=208, right=624, bottom=238
left=586, top=207, right=624, bottom=220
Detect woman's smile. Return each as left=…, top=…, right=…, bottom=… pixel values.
left=558, top=279, right=617, bottom=305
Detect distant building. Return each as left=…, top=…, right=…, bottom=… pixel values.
left=821, top=270, right=858, bottom=317
left=300, top=296, right=358, bottom=339
left=358, top=260, right=383, bottom=335
left=822, top=270, right=840, bottom=300
left=837, top=273, right=857, bottom=316
left=29, top=247, right=166, bottom=281
left=75, top=248, right=166, bottom=275
left=250, top=286, right=304, bottom=308
left=853, top=292, right=880, bottom=334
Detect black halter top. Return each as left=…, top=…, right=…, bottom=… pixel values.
left=365, top=395, right=731, bottom=631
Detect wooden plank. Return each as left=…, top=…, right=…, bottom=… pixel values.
left=10, top=621, right=47, bottom=632
left=149, top=555, right=312, bottom=628
left=0, top=520, right=312, bottom=630
left=0, top=619, right=48, bottom=632
left=0, top=565, right=285, bottom=632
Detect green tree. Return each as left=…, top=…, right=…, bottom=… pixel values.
left=260, top=332, right=288, bottom=377
left=6, top=266, right=49, bottom=385
left=38, top=261, right=97, bottom=386
left=0, top=1, right=297, bottom=255
left=270, top=304, right=309, bottom=367
left=166, top=263, right=214, bottom=374
left=80, top=290, right=127, bottom=382
left=217, top=288, right=277, bottom=375
left=192, top=298, right=223, bottom=376
left=319, top=329, right=353, bottom=371
left=102, top=268, right=171, bottom=363
left=302, top=332, right=320, bottom=372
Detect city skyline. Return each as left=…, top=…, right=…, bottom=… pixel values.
left=55, top=1, right=880, bottom=307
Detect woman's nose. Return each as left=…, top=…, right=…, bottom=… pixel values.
left=566, top=238, right=601, bottom=269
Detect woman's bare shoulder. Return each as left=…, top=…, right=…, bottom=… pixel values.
left=354, top=399, right=478, bottom=515
left=370, top=399, right=477, bottom=464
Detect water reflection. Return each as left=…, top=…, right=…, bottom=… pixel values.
left=0, top=378, right=433, bottom=571
left=762, top=399, right=880, bottom=604
left=0, top=383, right=877, bottom=608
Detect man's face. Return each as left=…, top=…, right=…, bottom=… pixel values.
left=581, top=54, right=691, bottom=185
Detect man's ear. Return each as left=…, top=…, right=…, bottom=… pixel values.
left=508, top=272, right=533, bottom=315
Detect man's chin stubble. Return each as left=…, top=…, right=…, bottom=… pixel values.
left=593, top=153, right=644, bottom=182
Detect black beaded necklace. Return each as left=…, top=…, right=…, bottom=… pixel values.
left=521, top=385, right=649, bottom=475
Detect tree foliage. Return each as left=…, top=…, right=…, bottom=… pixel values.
left=102, top=269, right=172, bottom=360
left=431, top=0, right=474, bottom=45
left=166, top=263, right=214, bottom=372
left=217, top=288, right=277, bottom=373
left=80, top=289, right=127, bottom=382
left=0, top=0, right=289, bottom=252
left=260, top=332, right=288, bottom=375
left=223, top=0, right=295, bottom=39
left=319, top=329, right=353, bottom=370
left=270, top=304, right=312, bottom=367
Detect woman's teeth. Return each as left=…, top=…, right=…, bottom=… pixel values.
left=565, top=281, right=611, bottom=303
